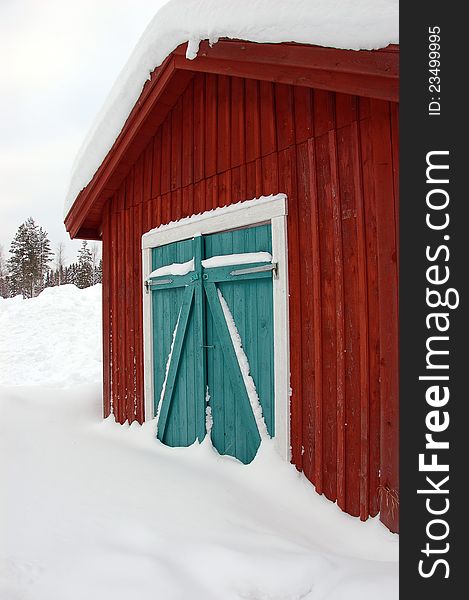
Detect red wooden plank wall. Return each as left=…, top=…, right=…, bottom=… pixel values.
left=101, top=73, right=399, bottom=532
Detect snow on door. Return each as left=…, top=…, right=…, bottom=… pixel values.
left=149, top=224, right=275, bottom=464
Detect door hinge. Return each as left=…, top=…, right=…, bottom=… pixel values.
left=229, top=263, right=278, bottom=278
left=145, top=278, right=173, bottom=292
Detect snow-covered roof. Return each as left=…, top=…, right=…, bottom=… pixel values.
left=64, top=0, right=399, bottom=217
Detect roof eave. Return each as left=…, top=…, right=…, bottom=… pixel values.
left=65, top=40, right=399, bottom=239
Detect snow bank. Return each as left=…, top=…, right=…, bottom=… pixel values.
left=0, top=384, right=398, bottom=600
left=64, top=0, right=398, bottom=216
left=0, top=284, right=102, bottom=387
left=0, top=272, right=398, bottom=598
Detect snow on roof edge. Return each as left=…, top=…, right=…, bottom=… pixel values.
left=64, top=0, right=399, bottom=219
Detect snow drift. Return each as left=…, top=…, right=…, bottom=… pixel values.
left=0, top=284, right=102, bottom=387
left=64, top=0, right=399, bottom=216
left=0, top=284, right=398, bottom=599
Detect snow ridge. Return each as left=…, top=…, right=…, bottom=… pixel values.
left=149, top=258, right=194, bottom=278
left=156, top=308, right=181, bottom=425
left=217, top=288, right=269, bottom=441
left=201, top=252, right=272, bottom=269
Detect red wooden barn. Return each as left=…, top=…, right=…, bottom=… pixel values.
left=65, top=21, right=399, bottom=532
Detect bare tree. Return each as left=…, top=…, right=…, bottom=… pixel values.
left=91, top=243, right=101, bottom=285
left=55, top=242, right=66, bottom=285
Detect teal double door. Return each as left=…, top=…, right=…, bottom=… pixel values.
left=150, top=224, right=275, bottom=464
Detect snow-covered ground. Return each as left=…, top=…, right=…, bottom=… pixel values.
left=0, top=285, right=398, bottom=599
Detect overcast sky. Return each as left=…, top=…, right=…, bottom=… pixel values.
left=0, top=0, right=168, bottom=265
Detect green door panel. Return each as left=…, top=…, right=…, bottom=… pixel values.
left=151, top=224, right=275, bottom=464
left=151, top=239, right=202, bottom=448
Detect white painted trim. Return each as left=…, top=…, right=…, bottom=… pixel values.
left=142, top=194, right=287, bottom=250
left=271, top=214, right=291, bottom=461
left=142, top=247, right=154, bottom=423
left=141, top=194, right=290, bottom=461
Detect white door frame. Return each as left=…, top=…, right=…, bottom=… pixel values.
left=141, top=194, right=291, bottom=460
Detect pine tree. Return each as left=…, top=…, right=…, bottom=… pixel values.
left=94, top=259, right=103, bottom=284
left=75, top=241, right=94, bottom=289
left=64, top=263, right=77, bottom=285
left=36, top=227, right=53, bottom=294
left=44, top=268, right=58, bottom=289
left=7, top=218, right=53, bottom=298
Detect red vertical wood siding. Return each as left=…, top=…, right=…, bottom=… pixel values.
left=100, top=73, right=399, bottom=532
